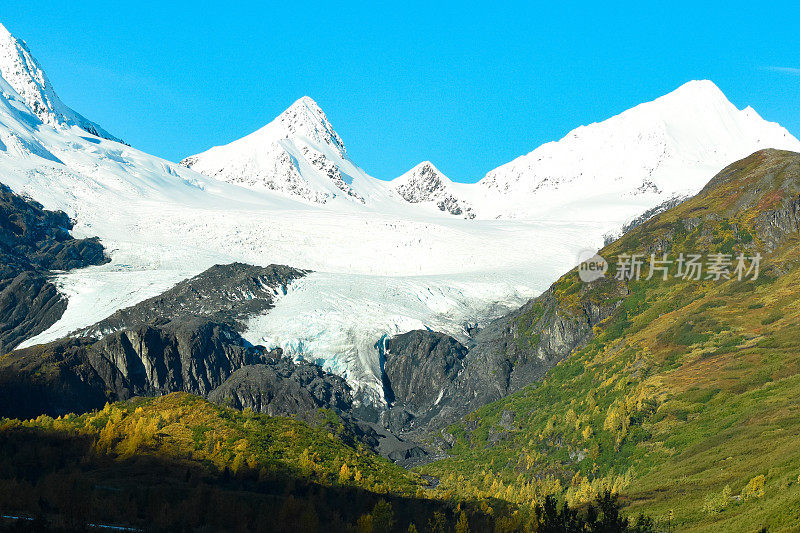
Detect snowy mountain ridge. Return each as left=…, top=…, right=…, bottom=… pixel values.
left=0, top=23, right=120, bottom=143
left=477, top=80, right=800, bottom=219
left=183, top=79, right=800, bottom=224
left=277, top=95, right=347, bottom=157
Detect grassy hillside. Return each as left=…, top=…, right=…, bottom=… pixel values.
left=420, top=150, right=800, bottom=532
left=0, top=393, right=491, bottom=532
left=0, top=393, right=651, bottom=532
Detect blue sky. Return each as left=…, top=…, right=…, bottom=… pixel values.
left=1, top=1, right=798, bottom=182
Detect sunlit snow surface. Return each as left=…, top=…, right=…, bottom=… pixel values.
left=21, top=207, right=599, bottom=402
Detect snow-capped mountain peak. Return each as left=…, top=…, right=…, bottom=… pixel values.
left=478, top=79, right=800, bottom=220
left=182, top=96, right=368, bottom=204
left=656, top=78, right=727, bottom=103
left=396, top=161, right=449, bottom=188
left=0, top=23, right=120, bottom=142
left=276, top=96, right=347, bottom=158
left=393, top=161, right=475, bottom=218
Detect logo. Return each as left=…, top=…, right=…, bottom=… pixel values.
left=577, top=249, right=608, bottom=282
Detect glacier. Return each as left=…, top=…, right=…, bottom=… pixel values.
left=1, top=23, right=799, bottom=403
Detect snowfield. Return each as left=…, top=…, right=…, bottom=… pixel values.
left=2, top=23, right=800, bottom=402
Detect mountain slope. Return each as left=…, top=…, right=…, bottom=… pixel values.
left=420, top=149, right=800, bottom=532
left=0, top=23, right=120, bottom=142
left=0, top=391, right=650, bottom=531
left=0, top=393, right=468, bottom=532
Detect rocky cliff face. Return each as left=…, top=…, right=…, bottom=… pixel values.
left=0, top=183, right=107, bottom=353
left=380, top=279, right=625, bottom=436
left=381, top=330, right=467, bottom=433
left=209, top=352, right=353, bottom=416
left=0, top=272, right=66, bottom=353
left=0, top=315, right=356, bottom=421
left=757, top=195, right=800, bottom=253
left=90, top=319, right=260, bottom=397
left=384, top=330, right=467, bottom=410
left=0, top=318, right=256, bottom=418
left=0, top=183, right=106, bottom=275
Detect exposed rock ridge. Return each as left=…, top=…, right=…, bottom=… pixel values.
left=0, top=182, right=107, bottom=354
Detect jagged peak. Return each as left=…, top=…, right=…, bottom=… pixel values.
left=284, top=95, right=323, bottom=114
left=0, top=21, right=120, bottom=142
left=393, top=160, right=474, bottom=217
left=395, top=160, right=450, bottom=194
left=181, top=95, right=353, bottom=203
left=0, top=23, right=55, bottom=114
left=412, top=160, right=442, bottom=174
left=396, top=161, right=451, bottom=185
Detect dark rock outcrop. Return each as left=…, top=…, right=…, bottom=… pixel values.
left=0, top=184, right=106, bottom=275
left=384, top=330, right=467, bottom=411
left=0, top=272, right=67, bottom=353
left=381, top=330, right=467, bottom=433
left=0, top=318, right=265, bottom=419
left=0, top=183, right=108, bottom=353
left=81, top=262, right=306, bottom=338
left=209, top=354, right=353, bottom=416
left=208, top=357, right=384, bottom=449
left=755, top=194, right=800, bottom=252
left=382, top=279, right=625, bottom=436
left=90, top=319, right=263, bottom=397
